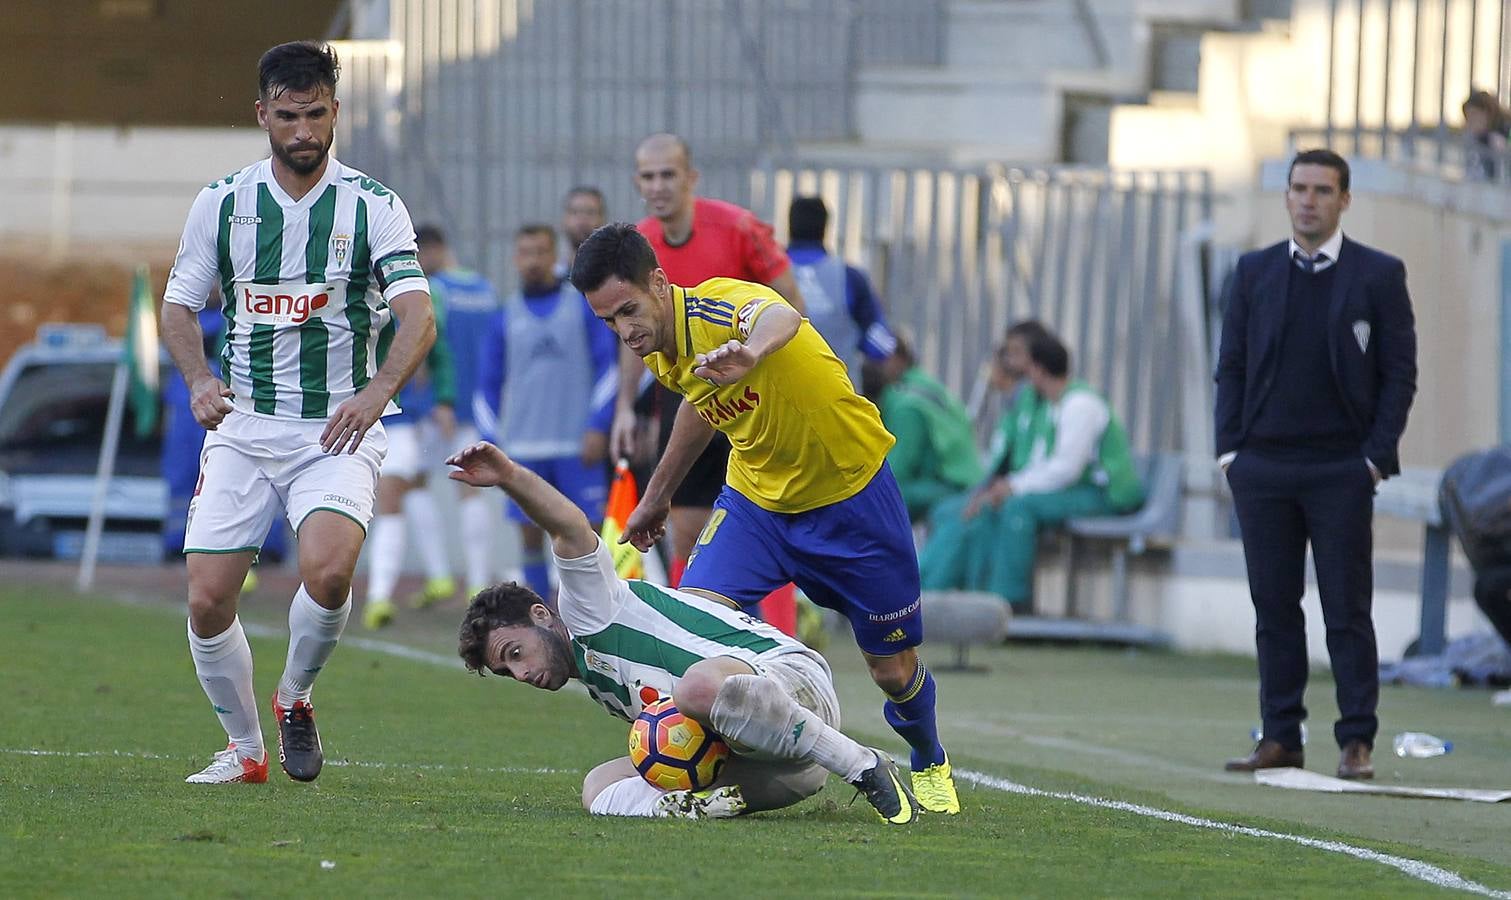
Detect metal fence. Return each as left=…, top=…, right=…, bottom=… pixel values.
left=333, top=0, right=943, bottom=292
left=1316, top=0, right=1510, bottom=179
left=751, top=163, right=1216, bottom=456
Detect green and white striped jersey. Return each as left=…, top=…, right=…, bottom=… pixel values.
left=556, top=539, right=822, bottom=723
left=163, top=156, right=430, bottom=420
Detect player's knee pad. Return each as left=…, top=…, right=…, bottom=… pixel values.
left=709, top=673, right=816, bottom=761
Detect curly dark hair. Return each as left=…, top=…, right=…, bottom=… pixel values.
left=458, top=582, right=547, bottom=675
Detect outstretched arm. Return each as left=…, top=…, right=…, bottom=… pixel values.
left=623, top=401, right=718, bottom=551
left=447, top=441, right=597, bottom=558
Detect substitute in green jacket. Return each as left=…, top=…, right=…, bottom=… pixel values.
left=863, top=337, right=984, bottom=522
left=919, top=322, right=1143, bottom=609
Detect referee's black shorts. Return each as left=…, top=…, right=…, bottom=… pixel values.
left=638, top=382, right=729, bottom=508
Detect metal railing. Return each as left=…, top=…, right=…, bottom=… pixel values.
left=333, top=0, right=943, bottom=293
left=1318, top=0, right=1509, bottom=178
left=751, top=163, right=1216, bottom=456
left=1292, top=124, right=1511, bottom=185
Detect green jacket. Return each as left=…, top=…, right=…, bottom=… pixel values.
left=880, top=368, right=984, bottom=511
left=989, top=381, right=1144, bottom=512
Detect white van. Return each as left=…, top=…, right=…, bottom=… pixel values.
left=0, top=324, right=168, bottom=562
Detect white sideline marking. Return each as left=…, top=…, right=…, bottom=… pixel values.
left=240, top=622, right=463, bottom=670
left=1, top=747, right=570, bottom=776
left=954, top=767, right=1511, bottom=899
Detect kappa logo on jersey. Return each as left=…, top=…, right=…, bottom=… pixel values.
left=235, top=282, right=340, bottom=326
left=227, top=214, right=263, bottom=226
left=341, top=174, right=396, bottom=207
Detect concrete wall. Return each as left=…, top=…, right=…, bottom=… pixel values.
left=0, top=125, right=269, bottom=254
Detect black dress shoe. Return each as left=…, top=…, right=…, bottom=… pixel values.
left=1337, top=740, right=1374, bottom=780
left=1224, top=739, right=1304, bottom=772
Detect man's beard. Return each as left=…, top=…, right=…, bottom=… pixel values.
left=274, top=139, right=329, bottom=176
left=539, top=625, right=575, bottom=688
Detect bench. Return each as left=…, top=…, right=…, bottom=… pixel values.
left=1060, top=452, right=1184, bottom=622
left=1373, top=466, right=1450, bottom=656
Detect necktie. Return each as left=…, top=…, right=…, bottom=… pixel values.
left=1293, top=250, right=1329, bottom=273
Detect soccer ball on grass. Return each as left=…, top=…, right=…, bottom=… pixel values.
left=628, top=698, right=730, bottom=791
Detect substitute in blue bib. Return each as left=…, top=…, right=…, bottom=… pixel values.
left=571, top=222, right=960, bottom=816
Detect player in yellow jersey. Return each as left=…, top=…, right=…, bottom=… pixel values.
left=570, top=223, right=958, bottom=815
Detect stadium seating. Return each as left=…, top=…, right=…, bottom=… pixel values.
left=1061, top=453, right=1184, bottom=624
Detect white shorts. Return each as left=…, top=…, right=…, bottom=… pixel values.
left=755, top=649, right=843, bottom=730
left=383, top=421, right=480, bottom=480
left=184, top=410, right=387, bottom=553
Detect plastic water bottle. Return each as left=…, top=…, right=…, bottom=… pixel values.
left=1250, top=724, right=1308, bottom=745
left=1392, top=732, right=1453, bottom=758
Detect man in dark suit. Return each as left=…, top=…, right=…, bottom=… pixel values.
left=1216, top=149, right=1417, bottom=780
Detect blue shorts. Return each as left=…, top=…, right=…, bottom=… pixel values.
left=680, top=462, right=923, bottom=656
left=505, top=455, right=608, bottom=524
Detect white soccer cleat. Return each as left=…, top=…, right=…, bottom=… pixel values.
left=184, top=743, right=269, bottom=784
left=653, top=784, right=747, bottom=819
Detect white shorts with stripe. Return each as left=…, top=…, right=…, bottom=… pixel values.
left=184, top=409, right=386, bottom=553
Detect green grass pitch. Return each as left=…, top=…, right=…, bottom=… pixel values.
left=3, top=582, right=1510, bottom=897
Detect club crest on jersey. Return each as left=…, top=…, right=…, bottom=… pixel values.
left=236, top=282, right=338, bottom=326
left=332, top=234, right=352, bottom=267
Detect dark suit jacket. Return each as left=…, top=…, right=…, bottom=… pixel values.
left=1214, top=236, right=1417, bottom=476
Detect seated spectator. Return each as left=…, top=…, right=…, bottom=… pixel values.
left=860, top=334, right=983, bottom=523
left=1463, top=90, right=1511, bottom=180
left=918, top=322, right=1144, bottom=610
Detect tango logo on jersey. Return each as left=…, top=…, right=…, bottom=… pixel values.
left=695, top=386, right=761, bottom=427
left=236, top=282, right=338, bottom=326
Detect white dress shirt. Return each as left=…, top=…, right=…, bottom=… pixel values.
left=1009, top=390, right=1110, bottom=495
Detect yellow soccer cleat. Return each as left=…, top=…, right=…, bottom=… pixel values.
left=912, top=754, right=961, bottom=815
left=363, top=598, right=397, bottom=630
left=794, top=593, right=829, bottom=652
left=411, top=576, right=456, bottom=609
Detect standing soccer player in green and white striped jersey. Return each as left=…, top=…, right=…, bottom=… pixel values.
left=161, top=41, right=436, bottom=786
left=448, top=440, right=922, bottom=823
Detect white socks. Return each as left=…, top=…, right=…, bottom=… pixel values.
left=187, top=616, right=263, bottom=760
left=366, top=513, right=405, bottom=602
left=459, top=493, right=495, bottom=589
left=708, top=674, right=873, bottom=782
left=403, top=489, right=451, bottom=582
left=277, top=586, right=350, bottom=707
left=588, top=775, right=667, bottom=817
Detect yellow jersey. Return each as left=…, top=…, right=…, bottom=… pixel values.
left=645, top=278, right=896, bottom=513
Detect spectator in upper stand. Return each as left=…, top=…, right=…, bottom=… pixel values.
left=416, top=224, right=504, bottom=599
left=918, top=321, right=1144, bottom=611
left=1462, top=90, right=1511, bottom=180
left=557, top=185, right=608, bottom=280
left=786, top=196, right=897, bottom=378
left=860, top=334, right=982, bottom=524
left=477, top=223, right=618, bottom=601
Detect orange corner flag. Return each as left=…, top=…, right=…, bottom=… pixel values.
left=600, top=459, right=644, bottom=579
